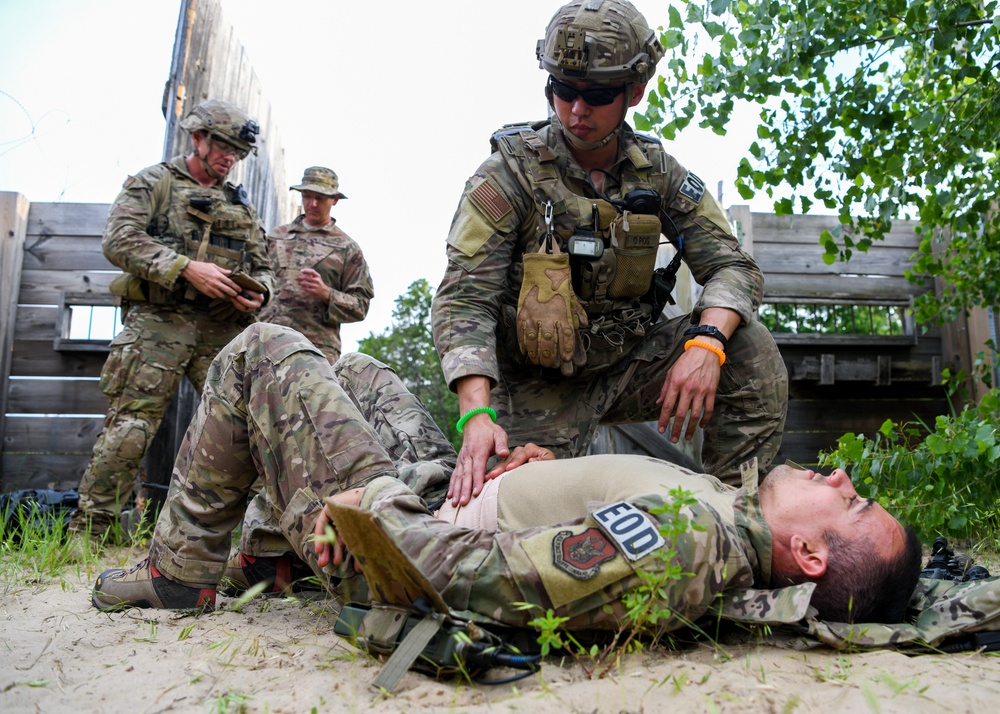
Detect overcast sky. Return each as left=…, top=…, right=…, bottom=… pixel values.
left=0, top=0, right=767, bottom=351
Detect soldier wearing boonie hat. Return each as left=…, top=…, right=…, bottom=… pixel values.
left=258, top=166, right=373, bottom=365
left=290, top=166, right=348, bottom=199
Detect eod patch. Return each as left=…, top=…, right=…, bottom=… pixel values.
left=592, top=502, right=665, bottom=562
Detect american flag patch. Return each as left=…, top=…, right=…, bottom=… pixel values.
left=469, top=179, right=512, bottom=224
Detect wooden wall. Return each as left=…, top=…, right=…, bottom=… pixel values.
left=1, top=199, right=112, bottom=489
left=0, top=0, right=297, bottom=492
left=162, top=0, right=295, bottom=231
left=732, top=208, right=950, bottom=467
left=0, top=198, right=978, bottom=489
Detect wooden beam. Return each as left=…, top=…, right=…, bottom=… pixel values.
left=786, top=354, right=941, bottom=383
left=877, top=355, right=892, bottom=386
left=1, top=192, right=30, bottom=457
left=819, top=354, right=835, bottom=385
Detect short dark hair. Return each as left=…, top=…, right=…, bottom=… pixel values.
left=777, top=525, right=923, bottom=623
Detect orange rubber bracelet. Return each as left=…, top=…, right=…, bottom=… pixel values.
left=684, top=339, right=726, bottom=366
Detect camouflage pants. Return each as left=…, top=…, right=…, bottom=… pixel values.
left=75, top=302, right=245, bottom=524
left=494, top=314, right=787, bottom=484
left=149, top=323, right=455, bottom=587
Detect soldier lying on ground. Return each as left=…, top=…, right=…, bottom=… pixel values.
left=92, top=324, right=921, bottom=629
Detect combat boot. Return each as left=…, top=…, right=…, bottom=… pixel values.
left=93, top=559, right=216, bottom=611
left=219, top=551, right=314, bottom=597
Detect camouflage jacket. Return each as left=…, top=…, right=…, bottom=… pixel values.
left=352, top=455, right=785, bottom=635
left=722, top=573, right=1000, bottom=652
left=258, top=216, right=374, bottom=363
left=103, top=155, right=273, bottom=305
left=431, top=118, right=762, bottom=389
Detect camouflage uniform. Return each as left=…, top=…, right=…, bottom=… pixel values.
left=121, top=325, right=1000, bottom=647
left=258, top=215, right=373, bottom=364
left=432, top=117, right=787, bottom=482
left=148, top=324, right=454, bottom=586
left=76, top=153, right=274, bottom=527
left=148, top=323, right=783, bottom=635
left=350, top=455, right=774, bottom=633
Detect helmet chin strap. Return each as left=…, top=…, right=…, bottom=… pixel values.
left=197, top=136, right=224, bottom=182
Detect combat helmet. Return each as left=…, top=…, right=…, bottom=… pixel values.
left=181, top=99, right=259, bottom=157
left=537, top=0, right=663, bottom=150
left=537, top=0, right=663, bottom=85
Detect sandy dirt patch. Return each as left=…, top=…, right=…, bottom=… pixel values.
left=3, top=553, right=999, bottom=713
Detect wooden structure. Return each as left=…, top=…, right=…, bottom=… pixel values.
left=0, top=199, right=113, bottom=489
left=1, top=197, right=994, bottom=489
left=732, top=208, right=952, bottom=466
left=0, top=0, right=292, bottom=492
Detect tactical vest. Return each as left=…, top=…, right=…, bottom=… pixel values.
left=109, top=160, right=256, bottom=307
left=492, top=120, right=673, bottom=372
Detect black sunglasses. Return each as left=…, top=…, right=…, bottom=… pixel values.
left=548, top=77, right=626, bottom=107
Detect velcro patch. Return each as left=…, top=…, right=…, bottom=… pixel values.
left=592, top=502, right=665, bottom=562
left=678, top=172, right=706, bottom=205
left=552, top=528, right=618, bottom=579
left=519, top=522, right=636, bottom=609
left=468, top=178, right=512, bottom=225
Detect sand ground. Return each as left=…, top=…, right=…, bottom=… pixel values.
left=3, top=553, right=1000, bottom=714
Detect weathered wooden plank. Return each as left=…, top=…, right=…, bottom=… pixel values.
left=11, top=339, right=108, bottom=378
left=26, top=203, right=111, bottom=237
left=7, top=378, right=108, bottom=415
left=755, top=243, right=916, bottom=277
left=773, top=432, right=846, bottom=466
left=2, top=416, right=103, bottom=453
left=1, top=453, right=87, bottom=490
left=1, top=192, right=31, bottom=451
left=763, top=274, right=930, bottom=300
left=748, top=212, right=921, bottom=248
left=17, top=270, right=117, bottom=305
left=783, top=354, right=942, bottom=383
left=772, top=333, right=916, bottom=348
left=13, top=305, right=58, bottom=340
left=22, top=235, right=113, bottom=271
left=785, top=396, right=947, bottom=432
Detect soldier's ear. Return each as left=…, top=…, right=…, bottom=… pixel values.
left=789, top=534, right=828, bottom=579
left=628, top=83, right=647, bottom=107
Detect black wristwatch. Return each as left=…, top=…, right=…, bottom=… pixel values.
left=683, top=325, right=729, bottom=350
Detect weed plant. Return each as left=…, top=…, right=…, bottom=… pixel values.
left=0, top=499, right=154, bottom=595
left=819, top=388, right=1000, bottom=545
left=521, top=486, right=709, bottom=678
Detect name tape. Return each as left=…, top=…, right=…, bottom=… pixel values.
left=592, top=502, right=665, bottom=562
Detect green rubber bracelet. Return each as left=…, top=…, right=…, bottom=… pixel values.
left=456, top=406, right=498, bottom=433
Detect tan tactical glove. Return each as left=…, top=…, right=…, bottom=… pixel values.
left=517, top=250, right=588, bottom=376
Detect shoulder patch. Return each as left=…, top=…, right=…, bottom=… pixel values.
left=468, top=177, right=513, bottom=225
left=678, top=172, right=707, bottom=205
left=592, top=502, right=666, bottom=562
left=634, top=131, right=664, bottom=146
left=552, top=528, right=618, bottom=579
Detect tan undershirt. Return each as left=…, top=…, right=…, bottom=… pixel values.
left=435, top=454, right=737, bottom=532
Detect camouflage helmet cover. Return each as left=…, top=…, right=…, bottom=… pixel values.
left=180, top=99, right=259, bottom=154
left=536, top=0, right=664, bottom=85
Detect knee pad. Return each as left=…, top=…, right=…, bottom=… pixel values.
left=104, top=417, right=152, bottom=461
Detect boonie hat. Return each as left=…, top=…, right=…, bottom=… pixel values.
left=290, top=166, right=347, bottom=199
